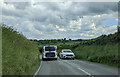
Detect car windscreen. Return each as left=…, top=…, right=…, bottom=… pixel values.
left=45, top=47, right=55, bottom=51
left=63, top=51, right=72, bottom=53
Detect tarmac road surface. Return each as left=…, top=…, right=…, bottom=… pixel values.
left=34, top=59, right=119, bottom=77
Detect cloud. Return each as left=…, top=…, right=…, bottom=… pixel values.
left=1, top=2, right=118, bottom=39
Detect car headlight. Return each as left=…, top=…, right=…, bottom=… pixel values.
left=73, top=54, right=75, bottom=56
left=62, top=54, right=66, bottom=56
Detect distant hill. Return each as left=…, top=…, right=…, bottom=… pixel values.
left=72, top=31, right=118, bottom=48
left=30, top=38, right=85, bottom=45
left=2, top=24, right=40, bottom=75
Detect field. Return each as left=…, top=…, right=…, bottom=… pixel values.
left=2, top=24, right=40, bottom=75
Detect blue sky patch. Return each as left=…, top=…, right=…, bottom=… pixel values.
left=101, top=18, right=118, bottom=26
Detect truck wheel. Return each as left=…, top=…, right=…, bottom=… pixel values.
left=55, top=58, right=57, bottom=60
left=42, top=58, right=45, bottom=61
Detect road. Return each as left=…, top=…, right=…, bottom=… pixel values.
left=34, top=59, right=119, bottom=77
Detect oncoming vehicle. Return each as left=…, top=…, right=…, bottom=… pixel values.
left=60, top=49, right=75, bottom=60
left=42, top=45, right=58, bottom=60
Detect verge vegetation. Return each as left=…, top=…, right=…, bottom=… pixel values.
left=2, top=24, right=40, bottom=75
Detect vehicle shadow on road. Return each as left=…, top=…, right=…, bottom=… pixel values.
left=42, top=59, right=57, bottom=61
left=60, top=58, right=74, bottom=60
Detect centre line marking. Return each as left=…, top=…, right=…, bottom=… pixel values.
left=77, top=68, right=94, bottom=77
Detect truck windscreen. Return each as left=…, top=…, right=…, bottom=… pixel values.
left=45, top=47, right=55, bottom=51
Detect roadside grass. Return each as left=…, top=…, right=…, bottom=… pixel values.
left=73, top=43, right=119, bottom=67
left=2, top=25, right=40, bottom=75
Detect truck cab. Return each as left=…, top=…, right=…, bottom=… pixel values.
left=42, top=45, right=58, bottom=60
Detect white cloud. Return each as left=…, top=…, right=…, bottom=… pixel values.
left=1, top=2, right=118, bottom=39
left=56, top=25, right=66, bottom=32
left=116, top=18, right=118, bottom=21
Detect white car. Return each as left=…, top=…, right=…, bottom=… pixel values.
left=60, top=49, right=75, bottom=60
left=42, top=45, right=58, bottom=60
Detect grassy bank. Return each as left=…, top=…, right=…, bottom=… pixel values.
left=2, top=24, right=40, bottom=75
left=73, top=43, right=119, bottom=67
left=72, top=32, right=119, bottom=67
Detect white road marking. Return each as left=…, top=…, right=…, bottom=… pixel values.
left=33, top=56, right=43, bottom=77
left=77, top=68, right=92, bottom=76
left=34, top=61, right=42, bottom=77
left=62, top=60, right=94, bottom=77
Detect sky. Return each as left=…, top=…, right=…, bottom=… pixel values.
left=1, top=2, right=118, bottom=40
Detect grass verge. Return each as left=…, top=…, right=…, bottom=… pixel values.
left=73, top=43, right=119, bottom=67
left=2, top=25, right=40, bottom=75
